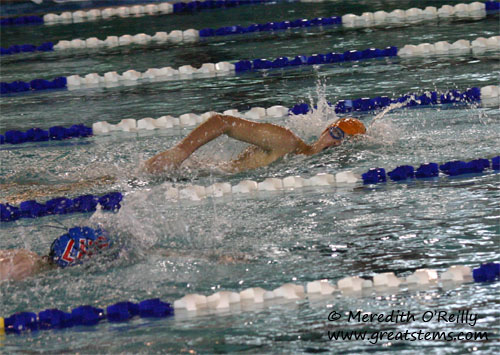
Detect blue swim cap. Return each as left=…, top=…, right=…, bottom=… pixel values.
left=49, top=227, right=110, bottom=268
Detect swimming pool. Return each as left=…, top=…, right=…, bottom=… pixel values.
left=1, top=0, right=499, bottom=353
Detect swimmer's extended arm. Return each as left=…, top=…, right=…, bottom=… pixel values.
left=0, top=249, right=50, bottom=282
left=145, top=114, right=306, bottom=173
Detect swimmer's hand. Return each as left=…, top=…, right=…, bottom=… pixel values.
left=144, top=147, right=188, bottom=174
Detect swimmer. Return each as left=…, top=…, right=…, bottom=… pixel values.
left=0, top=226, right=110, bottom=282
left=0, top=226, right=251, bottom=282
left=145, top=114, right=366, bottom=174
left=1, top=116, right=365, bottom=202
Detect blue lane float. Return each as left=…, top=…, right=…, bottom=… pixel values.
left=1, top=42, right=54, bottom=56
left=0, top=192, right=122, bottom=222
left=1, top=298, right=173, bottom=334
left=235, top=46, right=397, bottom=73
left=0, top=76, right=66, bottom=95
left=1, top=124, right=92, bottom=145
left=290, top=87, right=481, bottom=115
left=200, top=15, right=342, bottom=38
left=362, top=157, right=499, bottom=184
left=173, top=0, right=270, bottom=13
left=0, top=15, right=43, bottom=27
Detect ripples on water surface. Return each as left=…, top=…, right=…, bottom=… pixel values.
left=0, top=0, right=499, bottom=353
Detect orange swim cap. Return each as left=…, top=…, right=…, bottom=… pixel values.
left=331, top=118, right=366, bottom=136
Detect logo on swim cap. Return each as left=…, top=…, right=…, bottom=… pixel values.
left=49, top=227, right=110, bottom=268
left=331, top=118, right=366, bottom=136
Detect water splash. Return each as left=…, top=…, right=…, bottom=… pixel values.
left=363, top=101, right=406, bottom=147
left=286, top=80, right=339, bottom=141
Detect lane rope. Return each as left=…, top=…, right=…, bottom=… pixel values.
left=1, top=262, right=498, bottom=334
left=1, top=36, right=499, bottom=96
left=3, top=2, right=500, bottom=57
left=2, top=156, right=498, bottom=222
left=1, top=85, right=498, bottom=145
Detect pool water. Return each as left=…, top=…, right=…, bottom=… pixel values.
left=1, top=0, right=499, bottom=353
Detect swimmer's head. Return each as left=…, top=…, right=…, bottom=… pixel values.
left=48, top=227, right=110, bottom=268
left=318, top=117, right=366, bottom=151
left=326, top=117, right=366, bottom=137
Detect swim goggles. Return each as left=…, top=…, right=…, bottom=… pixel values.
left=49, top=227, right=110, bottom=268
left=328, top=126, right=345, bottom=141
